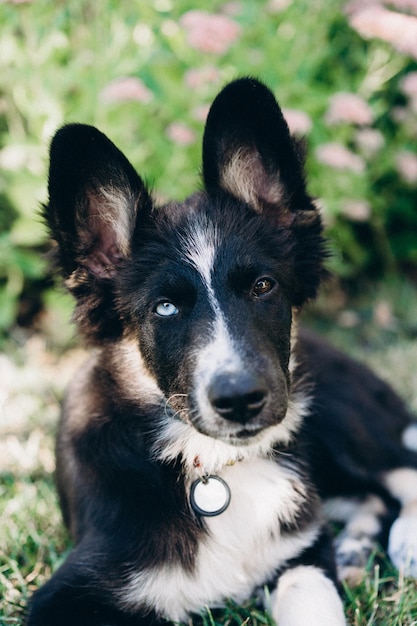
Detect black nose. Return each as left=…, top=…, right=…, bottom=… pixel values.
left=208, top=372, right=268, bottom=423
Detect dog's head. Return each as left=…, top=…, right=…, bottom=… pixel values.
left=46, top=78, right=325, bottom=447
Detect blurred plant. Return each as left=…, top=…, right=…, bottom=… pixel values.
left=0, top=0, right=416, bottom=338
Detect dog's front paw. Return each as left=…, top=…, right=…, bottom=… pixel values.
left=334, top=532, right=373, bottom=584
left=271, top=566, right=346, bottom=625
left=388, top=516, right=417, bottom=578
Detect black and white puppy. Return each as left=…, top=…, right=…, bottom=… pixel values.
left=26, top=78, right=417, bottom=626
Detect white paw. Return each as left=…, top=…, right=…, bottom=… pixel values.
left=335, top=534, right=373, bottom=569
left=388, top=516, right=417, bottom=578
left=272, top=566, right=346, bottom=625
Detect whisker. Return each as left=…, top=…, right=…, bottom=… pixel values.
left=166, top=393, right=188, bottom=408
left=164, top=393, right=190, bottom=421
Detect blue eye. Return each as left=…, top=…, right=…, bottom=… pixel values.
left=155, top=301, right=179, bottom=317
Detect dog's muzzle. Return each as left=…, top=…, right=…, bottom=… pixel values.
left=208, top=371, right=269, bottom=424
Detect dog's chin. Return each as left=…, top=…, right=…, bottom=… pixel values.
left=190, top=416, right=286, bottom=447
left=174, top=397, right=290, bottom=447
left=201, top=427, right=265, bottom=447
left=221, top=428, right=269, bottom=447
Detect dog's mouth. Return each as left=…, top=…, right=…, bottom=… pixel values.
left=184, top=397, right=289, bottom=446
left=234, top=426, right=265, bottom=439
left=165, top=378, right=289, bottom=446
left=191, top=418, right=284, bottom=446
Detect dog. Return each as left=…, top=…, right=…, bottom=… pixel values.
left=26, top=78, right=417, bottom=626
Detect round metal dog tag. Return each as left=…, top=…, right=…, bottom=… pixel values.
left=190, top=475, right=231, bottom=517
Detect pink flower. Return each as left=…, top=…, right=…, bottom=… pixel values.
left=373, top=300, right=395, bottom=330
left=349, top=6, right=417, bottom=60
left=267, top=0, right=293, bottom=12
left=400, top=71, right=417, bottom=111
left=341, top=199, right=371, bottom=222
left=391, top=106, right=409, bottom=123
left=184, top=67, right=221, bottom=89
left=386, top=0, right=417, bottom=15
left=316, top=143, right=365, bottom=173
left=282, top=108, right=312, bottom=135
left=355, top=128, right=385, bottom=156
left=166, top=123, right=196, bottom=145
left=400, top=72, right=417, bottom=97
left=180, top=10, right=240, bottom=54
left=222, top=1, right=242, bottom=16
left=100, top=77, right=153, bottom=104
left=337, top=310, right=360, bottom=329
left=347, top=0, right=417, bottom=15
left=395, top=150, right=417, bottom=184
left=325, top=92, right=373, bottom=126
left=192, top=105, right=210, bottom=122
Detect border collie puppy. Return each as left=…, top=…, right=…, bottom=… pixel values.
left=26, top=78, right=417, bottom=626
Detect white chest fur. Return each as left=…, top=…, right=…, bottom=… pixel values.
left=119, top=458, right=321, bottom=622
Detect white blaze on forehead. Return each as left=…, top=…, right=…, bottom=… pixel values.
left=179, top=215, right=238, bottom=348
left=180, top=214, right=219, bottom=295
left=179, top=214, right=243, bottom=385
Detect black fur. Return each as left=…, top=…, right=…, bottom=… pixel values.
left=27, top=78, right=417, bottom=626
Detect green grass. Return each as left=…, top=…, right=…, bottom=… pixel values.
left=0, top=476, right=68, bottom=623
left=343, top=562, right=417, bottom=625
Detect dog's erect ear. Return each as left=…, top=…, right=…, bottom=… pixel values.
left=46, top=124, right=151, bottom=280
left=202, top=78, right=327, bottom=305
left=202, top=78, right=315, bottom=224
left=45, top=124, right=152, bottom=340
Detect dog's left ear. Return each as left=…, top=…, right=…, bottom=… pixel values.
left=203, top=77, right=314, bottom=222
left=202, top=77, right=326, bottom=303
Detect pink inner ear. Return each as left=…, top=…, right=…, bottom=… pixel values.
left=84, top=210, right=125, bottom=279
left=87, top=243, right=123, bottom=278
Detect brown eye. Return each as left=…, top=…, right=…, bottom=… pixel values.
left=252, top=277, right=276, bottom=298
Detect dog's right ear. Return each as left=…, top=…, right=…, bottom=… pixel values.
left=45, top=124, right=152, bottom=340
left=46, top=123, right=151, bottom=279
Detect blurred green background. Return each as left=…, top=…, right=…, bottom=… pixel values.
left=1, top=0, right=417, bottom=347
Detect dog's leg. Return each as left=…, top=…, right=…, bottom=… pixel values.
left=27, top=580, right=161, bottom=626
left=271, top=565, right=346, bottom=625
left=325, top=494, right=388, bottom=584
left=26, top=543, right=163, bottom=626
left=383, top=467, right=417, bottom=577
